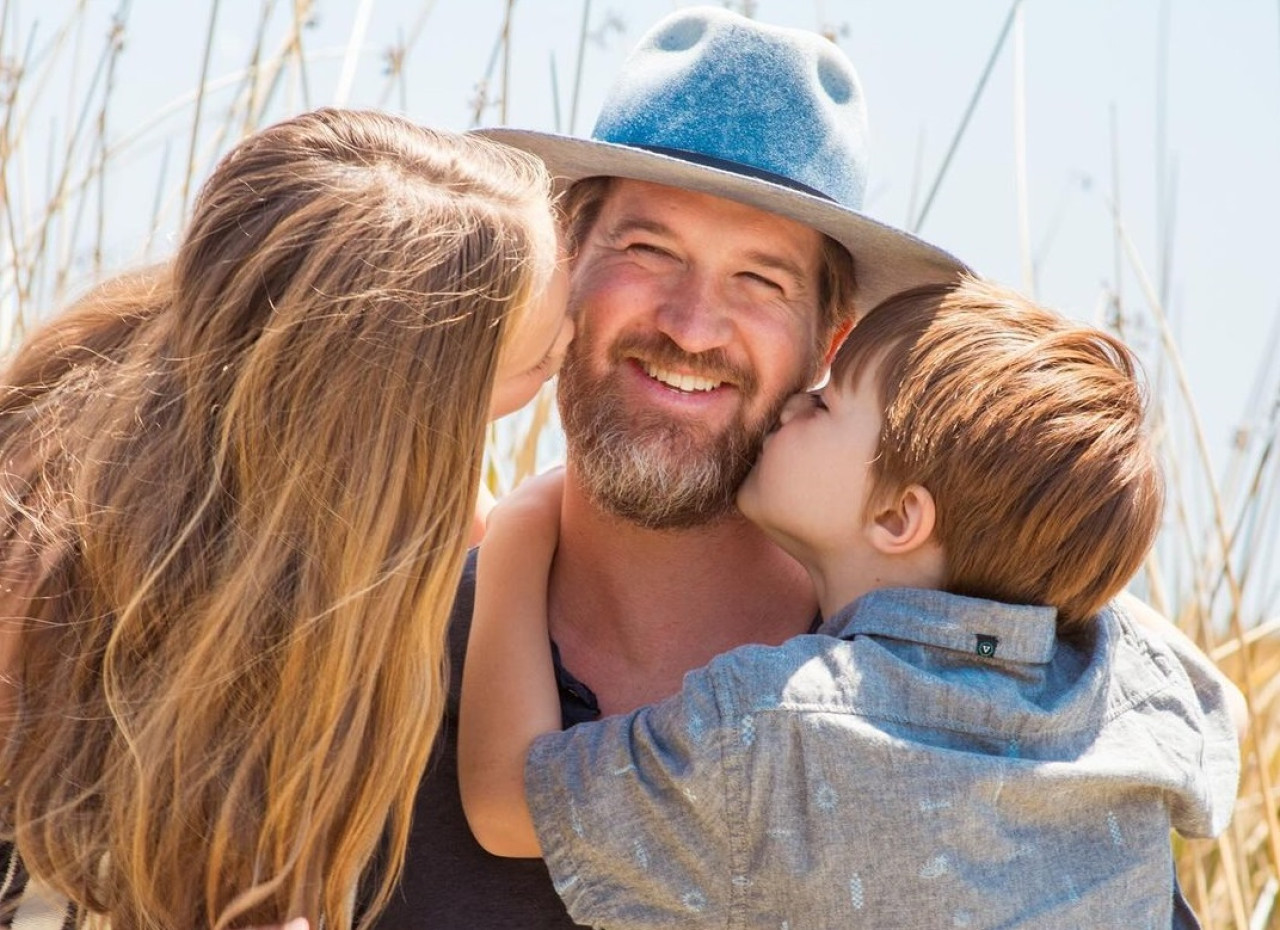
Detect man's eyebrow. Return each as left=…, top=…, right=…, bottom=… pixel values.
left=603, top=215, right=813, bottom=293
left=602, top=216, right=673, bottom=241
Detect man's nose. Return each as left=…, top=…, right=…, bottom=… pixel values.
left=654, top=274, right=733, bottom=355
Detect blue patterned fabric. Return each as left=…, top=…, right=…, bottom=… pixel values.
left=526, top=588, right=1238, bottom=929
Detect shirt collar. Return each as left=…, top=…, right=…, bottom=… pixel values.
left=821, top=587, right=1060, bottom=665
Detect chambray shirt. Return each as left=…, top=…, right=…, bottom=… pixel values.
left=525, top=588, right=1240, bottom=930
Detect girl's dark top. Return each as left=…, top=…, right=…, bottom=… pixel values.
left=0, top=842, right=75, bottom=929
left=371, top=550, right=591, bottom=929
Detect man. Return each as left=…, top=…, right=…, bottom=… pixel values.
left=372, top=9, right=965, bottom=928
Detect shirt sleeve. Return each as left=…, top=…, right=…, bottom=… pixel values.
left=524, top=664, right=737, bottom=930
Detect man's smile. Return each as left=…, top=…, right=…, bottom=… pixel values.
left=639, top=360, right=725, bottom=394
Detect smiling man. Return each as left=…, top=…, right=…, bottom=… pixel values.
left=371, top=7, right=963, bottom=928
left=557, top=179, right=831, bottom=532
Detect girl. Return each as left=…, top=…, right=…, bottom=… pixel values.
left=0, top=108, right=570, bottom=930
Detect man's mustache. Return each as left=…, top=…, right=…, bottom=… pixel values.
left=605, top=332, right=759, bottom=397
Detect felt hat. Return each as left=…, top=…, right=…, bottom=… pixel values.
left=477, top=5, right=967, bottom=311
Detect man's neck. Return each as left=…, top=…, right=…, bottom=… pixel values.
left=548, top=475, right=816, bottom=716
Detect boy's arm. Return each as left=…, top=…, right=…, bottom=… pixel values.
left=523, top=665, right=735, bottom=928
left=1115, top=591, right=1249, bottom=745
left=1115, top=591, right=1242, bottom=836
left=458, top=470, right=564, bottom=858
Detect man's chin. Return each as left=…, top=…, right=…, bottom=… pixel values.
left=580, top=462, right=743, bottom=531
left=569, top=431, right=755, bottom=531
left=559, top=359, right=782, bottom=531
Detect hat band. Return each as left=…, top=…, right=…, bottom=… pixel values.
left=631, top=144, right=836, bottom=204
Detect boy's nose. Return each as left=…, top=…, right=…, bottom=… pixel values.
left=777, top=392, right=811, bottom=426
left=557, top=315, right=576, bottom=353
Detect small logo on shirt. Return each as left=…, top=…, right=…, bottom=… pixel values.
left=975, top=634, right=999, bottom=657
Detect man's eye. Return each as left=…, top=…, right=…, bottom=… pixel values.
left=628, top=242, right=671, bottom=259
left=742, top=272, right=785, bottom=295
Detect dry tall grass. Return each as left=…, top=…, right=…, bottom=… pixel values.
left=2, top=2, right=1277, bottom=927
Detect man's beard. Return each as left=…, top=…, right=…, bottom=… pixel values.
left=557, top=329, right=802, bottom=531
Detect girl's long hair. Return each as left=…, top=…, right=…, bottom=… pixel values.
left=0, top=108, right=555, bottom=930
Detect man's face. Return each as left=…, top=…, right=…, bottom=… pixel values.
left=558, top=179, right=827, bottom=529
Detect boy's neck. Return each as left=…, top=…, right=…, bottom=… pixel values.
left=804, top=544, right=949, bottom=621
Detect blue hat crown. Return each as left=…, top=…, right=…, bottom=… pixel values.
left=474, top=7, right=965, bottom=311
left=593, top=8, right=869, bottom=211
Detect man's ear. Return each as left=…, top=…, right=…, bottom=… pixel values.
left=824, top=318, right=855, bottom=367
left=808, top=318, right=856, bottom=390
left=867, top=484, right=936, bottom=555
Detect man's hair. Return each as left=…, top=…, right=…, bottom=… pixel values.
left=562, top=177, right=858, bottom=344
left=0, top=108, right=555, bottom=930
left=831, top=276, right=1164, bottom=632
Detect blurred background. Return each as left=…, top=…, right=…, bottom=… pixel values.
left=2, top=2, right=1278, bottom=925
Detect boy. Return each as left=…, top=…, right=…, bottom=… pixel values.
left=458, top=277, right=1240, bottom=929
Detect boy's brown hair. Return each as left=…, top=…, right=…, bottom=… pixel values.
left=831, top=275, right=1164, bottom=632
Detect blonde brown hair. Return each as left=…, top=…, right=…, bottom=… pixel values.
left=0, top=108, right=555, bottom=929
left=832, top=275, right=1163, bottom=632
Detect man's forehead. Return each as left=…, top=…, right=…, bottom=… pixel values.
left=600, top=178, right=804, bottom=227
left=597, top=179, right=824, bottom=271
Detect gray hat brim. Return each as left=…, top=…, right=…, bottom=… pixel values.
left=477, top=128, right=969, bottom=314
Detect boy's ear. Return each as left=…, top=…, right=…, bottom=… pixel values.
left=867, top=484, right=936, bottom=555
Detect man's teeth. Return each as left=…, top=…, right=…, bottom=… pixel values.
left=642, top=362, right=722, bottom=393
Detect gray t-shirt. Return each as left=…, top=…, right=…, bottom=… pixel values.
left=526, top=588, right=1239, bottom=930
